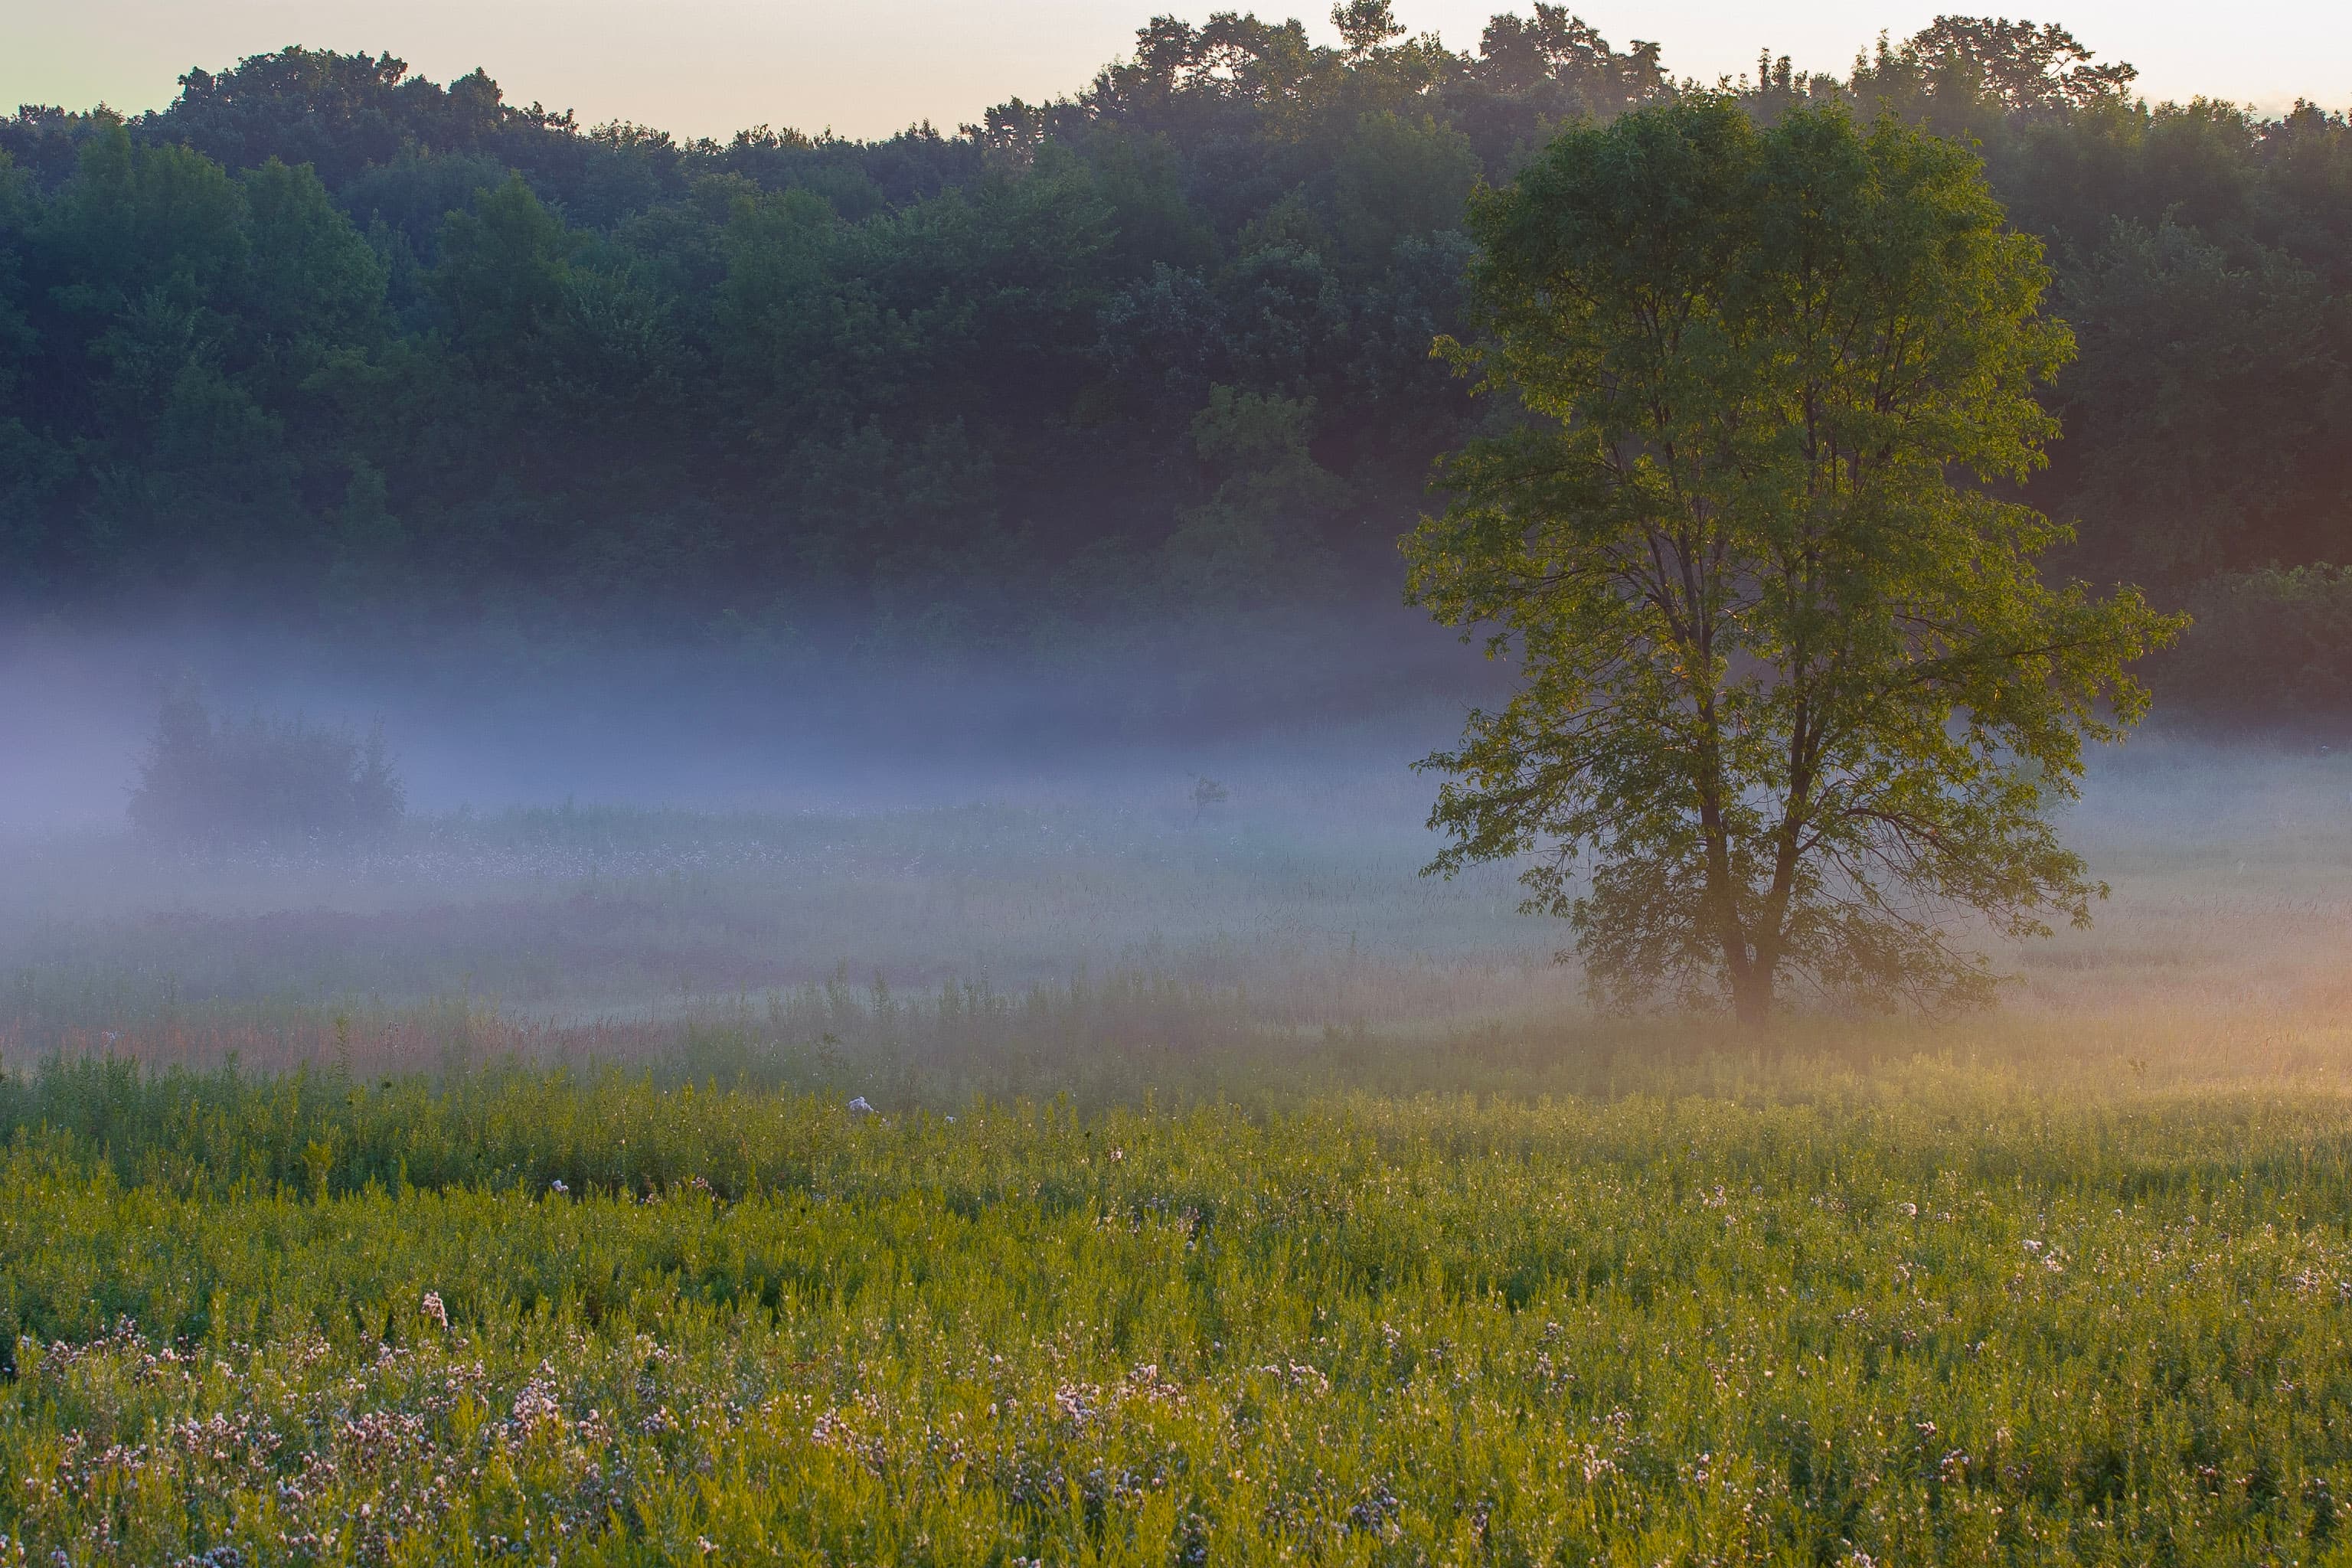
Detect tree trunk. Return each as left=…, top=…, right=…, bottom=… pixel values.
left=1697, top=746, right=1774, bottom=1032
left=1730, top=965, right=1774, bottom=1031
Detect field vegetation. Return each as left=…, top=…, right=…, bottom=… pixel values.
left=5, top=8, right=2351, bottom=1554
left=9, top=1024, right=2352, bottom=1564
left=2, top=738, right=2350, bottom=1563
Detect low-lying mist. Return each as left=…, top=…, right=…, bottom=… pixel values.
left=0, top=604, right=1500, bottom=823
left=5, top=610, right=2347, bottom=1087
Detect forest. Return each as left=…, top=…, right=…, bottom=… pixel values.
left=2, top=6, right=2347, bottom=714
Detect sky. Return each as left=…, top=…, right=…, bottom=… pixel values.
left=6, top=0, right=2347, bottom=143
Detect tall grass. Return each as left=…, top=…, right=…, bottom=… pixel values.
left=6, top=1050, right=2352, bottom=1563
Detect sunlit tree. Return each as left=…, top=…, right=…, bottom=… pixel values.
left=1407, top=99, right=2181, bottom=1026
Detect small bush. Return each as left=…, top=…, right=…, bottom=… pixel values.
left=2153, top=563, right=2352, bottom=724
left=128, top=682, right=405, bottom=843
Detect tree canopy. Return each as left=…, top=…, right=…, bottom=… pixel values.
left=0, top=10, right=2343, bottom=703
left=1407, top=99, right=2180, bottom=1023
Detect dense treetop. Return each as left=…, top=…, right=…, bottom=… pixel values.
left=1408, top=100, right=2179, bottom=1021
left=1, top=7, right=2346, bottom=686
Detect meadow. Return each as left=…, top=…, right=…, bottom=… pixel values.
left=2, top=731, right=2350, bottom=1564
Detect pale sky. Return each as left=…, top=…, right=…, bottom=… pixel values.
left=7, top=0, right=2346, bottom=143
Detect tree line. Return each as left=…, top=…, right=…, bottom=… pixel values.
left=1, top=6, right=2347, bottom=707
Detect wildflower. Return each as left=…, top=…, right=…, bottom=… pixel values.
left=848, top=1096, right=876, bottom=1116
left=512, top=1374, right=563, bottom=1431
left=550, top=1179, right=569, bottom=1195
left=420, top=1292, right=448, bottom=1331
left=1054, top=1382, right=1102, bottom=1425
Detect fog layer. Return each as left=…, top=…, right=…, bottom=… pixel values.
left=4, top=615, right=2345, bottom=1061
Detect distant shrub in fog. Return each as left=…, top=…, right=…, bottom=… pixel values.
left=129, top=683, right=404, bottom=844
left=2158, top=564, right=2352, bottom=724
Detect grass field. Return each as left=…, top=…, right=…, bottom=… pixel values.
left=8, top=1054, right=2352, bottom=1565
left=2, top=733, right=2350, bottom=1563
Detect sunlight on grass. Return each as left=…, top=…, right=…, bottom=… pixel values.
left=2, top=739, right=2350, bottom=1561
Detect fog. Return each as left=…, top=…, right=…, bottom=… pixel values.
left=4, top=610, right=2347, bottom=1069
left=0, top=606, right=1504, bottom=824
left=1, top=610, right=1550, bottom=1054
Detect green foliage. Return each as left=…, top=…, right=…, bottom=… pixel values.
left=43, top=125, right=250, bottom=316
left=1409, top=101, right=2182, bottom=1024
left=2154, top=564, right=2352, bottom=724
left=432, top=174, right=575, bottom=361
left=1853, top=18, right=2138, bottom=123
left=1161, top=386, right=1348, bottom=606
left=1331, top=113, right=1478, bottom=266
left=5, top=1060, right=2352, bottom=1563
left=236, top=158, right=387, bottom=356
left=0, top=19, right=2345, bottom=662
left=1472, top=5, right=1663, bottom=104
left=2056, top=219, right=2350, bottom=580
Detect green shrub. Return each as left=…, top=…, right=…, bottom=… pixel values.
left=126, top=682, right=404, bottom=844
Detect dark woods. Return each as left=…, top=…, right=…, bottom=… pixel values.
left=1, top=6, right=2347, bottom=714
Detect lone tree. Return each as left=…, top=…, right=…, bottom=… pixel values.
left=1406, top=99, right=2180, bottom=1027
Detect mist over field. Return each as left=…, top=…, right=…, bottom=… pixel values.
left=0, top=609, right=1514, bottom=1042
left=8, top=7, right=2352, bottom=1563
left=0, top=606, right=1502, bottom=823
left=4, top=604, right=2345, bottom=1080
